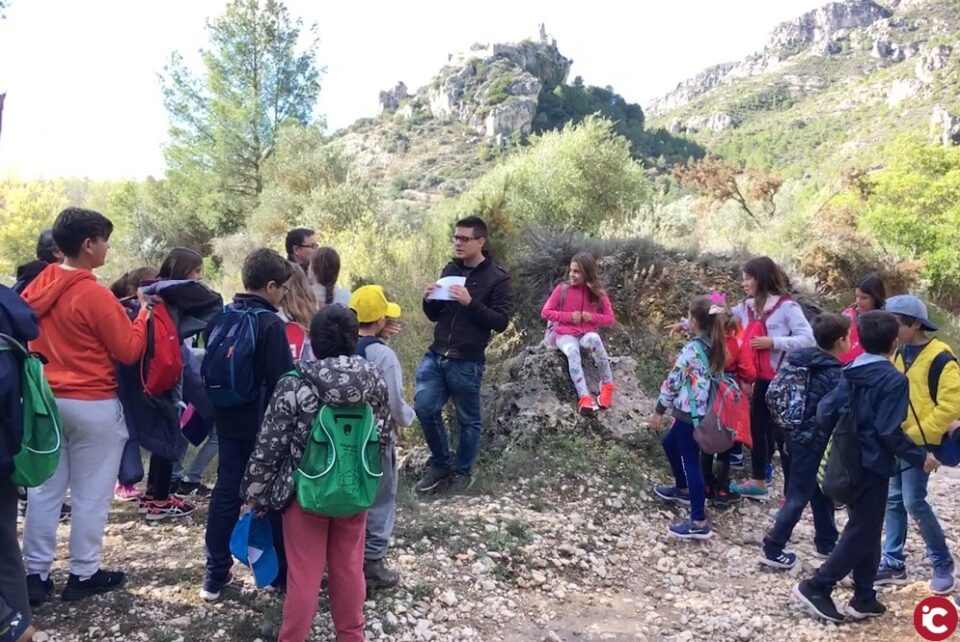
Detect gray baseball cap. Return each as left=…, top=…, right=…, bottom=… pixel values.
left=885, top=294, right=938, bottom=331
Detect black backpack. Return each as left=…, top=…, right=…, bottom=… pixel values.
left=818, top=387, right=863, bottom=505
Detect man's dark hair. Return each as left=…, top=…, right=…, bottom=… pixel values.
left=242, top=248, right=294, bottom=291
left=858, top=310, right=900, bottom=355
left=285, top=228, right=315, bottom=259
left=358, top=320, right=379, bottom=331
left=310, top=305, right=359, bottom=359
left=813, top=313, right=852, bottom=351
left=455, top=216, right=488, bottom=240
left=893, top=313, right=921, bottom=330
left=36, top=229, right=59, bottom=263
left=51, top=207, right=113, bottom=257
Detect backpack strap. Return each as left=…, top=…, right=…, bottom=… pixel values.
left=928, top=350, right=957, bottom=406
left=356, top=336, right=384, bottom=359
left=559, top=283, right=569, bottom=309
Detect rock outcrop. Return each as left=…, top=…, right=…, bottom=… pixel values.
left=768, top=0, right=891, bottom=51
left=378, top=82, right=409, bottom=114
left=423, top=38, right=571, bottom=138
left=484, top=345, right=653, bottom=445
left=930, top=105, right=960, bottom=146
left=915, top=44, right=953, bottom=84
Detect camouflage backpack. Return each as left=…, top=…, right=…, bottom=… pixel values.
left=765, top=360, right=811, bottom=431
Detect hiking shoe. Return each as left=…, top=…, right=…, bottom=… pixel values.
left=59, top=503, right=71, bottom=523
left=364, top=558, right=400, bottom=590
left=759, top=549, right=797, bottom=570
left=792, top=580, right=844, bottom=623
left=447, top=473, right=474, bottom=494
left=710, top=489, right=742, bottom=509
left=845, top=596, right=886, bottom=620
left=874, top=563, right=908, bottom=586
left=577, top=395, right=597, bottom=417
left=174, top=480, right=212, bottom=498
left=729, top=453, right=745, bottom=470
left=61, top=569, right=126, bottom=602
left=653, top=485, right=691, bottom=506
left=415, top=465, right=451, bottom=494
left=137, top=496, right=155, bottom=515
left=26, top=574, right=53, bottom=607
left=199, top=573, right=231, bottom=602
left=764, top=462, right=774, bottom=488
left=114, top=483, right=142, bottom=502
left=598, top=383, right=616, bottom=409
left=930, top=564, right=955, bottom=595
left=730, top=482, right=769, bottom=502
left=144, top=496, right=196, bottom=521
left=668, top=520, right=711, bottom=540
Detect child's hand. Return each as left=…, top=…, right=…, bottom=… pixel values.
left=924, top=452, right=941, bottom=474
left=649, top=413, right=665, bottom=430
left=741, top=382, right=754, bottom=397
left=749, top=336, right=774, bottom=350
left=581, top=311, right=592, bottom=322
left=571, top=311, right=583, bottom=324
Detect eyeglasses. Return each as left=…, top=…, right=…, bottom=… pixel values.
left=279, top=283, right=290, bottom=294
left=296, top=243, right=319, bottom=250
left=452, top=235, right=478, bottom=244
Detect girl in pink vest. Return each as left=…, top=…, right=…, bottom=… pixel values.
left=838, top=273, right=886, bottom=364
left=541, top=252, right=617, bottom=416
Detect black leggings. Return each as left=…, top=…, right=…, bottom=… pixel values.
left=147, top=455, right=174, bottom=501
left=700, top=447, right=734, bottom=493
left=750, top=380, right=791, bottom=486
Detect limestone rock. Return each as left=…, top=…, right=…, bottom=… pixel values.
left=915, top=44, right=952, bottom=84
left=887, top=77, right=920, bottom=107
left=930, top=105, right=960, bottom=146
left=378, top=82, right=409, bottom=114
left=767, top=0, right=891, bottom=51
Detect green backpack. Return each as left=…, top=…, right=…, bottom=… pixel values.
left=295, top=403, right=382, bottom=517
left=0, top=333, right=63, bottom=488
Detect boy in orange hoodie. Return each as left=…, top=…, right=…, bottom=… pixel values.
left=20, top=208, right=149, bottom=605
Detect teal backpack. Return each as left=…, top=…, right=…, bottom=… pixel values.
left=0, top=333, right=62, bottom=487
left=295, top=403, right=382, bottom=517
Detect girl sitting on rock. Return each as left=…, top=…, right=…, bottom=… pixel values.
left=540, top=252, right=617, bottom=417
left=652, top=296, right=730, bottom=539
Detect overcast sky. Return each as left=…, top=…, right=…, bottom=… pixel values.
left=0, top=0, right=825, bottom=179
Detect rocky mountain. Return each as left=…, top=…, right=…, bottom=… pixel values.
left=648, top=0, right=960, bottom=175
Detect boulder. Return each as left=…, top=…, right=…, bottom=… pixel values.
left=378, top=82, right=409, bottom=114
left=930, top=105, right=960, bottom=146
left=484, top=345, right=654, bottom=444
left=484, top=97, right=539, bottom=137
left=915, top=44, right=952, bottom=84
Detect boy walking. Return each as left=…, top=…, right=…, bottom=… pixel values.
left=760, top=313, right=849, bottom=569
left=350, top=285, right=415, bottom=589
left=200, top=249, right=294, bottom=601
left=876, top=295, right=960, bottom=594
left=21, top=208, right=150, bottom=603
left=415, top=216, right=513, bottom=494
left=794, top=311, right=938, bottom=623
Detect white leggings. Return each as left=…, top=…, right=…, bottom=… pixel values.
left=556, top=333, right=613, bottom=398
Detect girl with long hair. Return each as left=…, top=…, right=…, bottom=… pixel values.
left=541, top=252, right=617, bottom=416
left=730, top=257, right=815, bottom=501
left=280, top=267, right=320, bottom=361
left=311, top=247, right=351, bottom=309
left=652, top=296, right=730, bottom=539
left=838, top=273, right=886, bottom=364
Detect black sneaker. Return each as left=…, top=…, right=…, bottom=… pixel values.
left=364, top=558, right=400, bottom=590
left=61, top=569, right=126, bottom=602
left=199, top=572, right=232, bottom=602
left=447, top=473, right=474, bottom=494
left=814, top=544, right=835, bottom=559
left=414, top=465, right=451, bottom=494
left=175, top=480, right=212, bottom=498
left=792, top=580, right=845, bottom=623
left=59, top=503, right=71, bottom=523
left=26, top=574, right=53, bottom=607
left=710, top=489, right=742, bottom=509
left=846, top=595, right=886, bottom=620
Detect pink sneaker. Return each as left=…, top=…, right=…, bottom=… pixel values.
left=114, top=483, right=143, bottom=502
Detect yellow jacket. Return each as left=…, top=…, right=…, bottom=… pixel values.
left=893, top=338, right=960, bottom=446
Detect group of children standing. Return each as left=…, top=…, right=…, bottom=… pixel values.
left=651, top=258, right=960, bottom=624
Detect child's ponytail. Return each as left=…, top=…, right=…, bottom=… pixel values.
left=690, top=296, right=729, bottom=375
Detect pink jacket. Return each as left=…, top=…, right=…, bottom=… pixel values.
left=541, top=283, right=616, bottom=337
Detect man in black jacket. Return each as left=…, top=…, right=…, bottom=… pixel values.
left=414, top=217, right=512, bottom=493
left=13, top=230, right=63, bottom=295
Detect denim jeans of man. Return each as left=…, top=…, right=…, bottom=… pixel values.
left=414, top=352, right=485, bottom=475
left=205, top=435, right=286, bottom=585
left=882, top=459, right=952, bottom=570
left=763, top=436, right=837, bottom=556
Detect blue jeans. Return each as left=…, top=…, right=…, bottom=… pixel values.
left=414, top=352, right=485, bottom=475
left=882, top=460, right=952, bottom=569
left=365, top=443, right=397, bottom=561
left=172, top=427, right=219, bottom=484
left=205, top=435, right=285, bottom=584
left=662, top=419, right=706, bottom=522
left=117, top=438, right=144, bottom=486
left=763, top=437, right=837, bottom=556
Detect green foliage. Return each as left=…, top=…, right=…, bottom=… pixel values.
left=534, top=83, right=704, bottom=163
left=0, top=179, right=68, bottom=274
left=248, top=125, right=378, bottom=241
left=856, top=137, right=960, bottom=303
left=484, top=76, right=514, bottom=106
left=435, top=117, right=654, bottom=258
left=161, top=0, right=323, bottom=237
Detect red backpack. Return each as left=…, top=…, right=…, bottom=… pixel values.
left=140, top=302, right=183, bottom=396
left=742, top=297, right=791, bottom=381
left=285, top=322, right=307, bottom=361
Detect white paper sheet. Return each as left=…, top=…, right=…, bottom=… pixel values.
left=427, top=276, right=467, bottom=301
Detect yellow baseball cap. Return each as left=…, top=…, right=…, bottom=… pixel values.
left=349, top=285, right=401, bottom=323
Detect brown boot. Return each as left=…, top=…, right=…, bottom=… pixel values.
left=364, top=559, right=400, bottom=590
